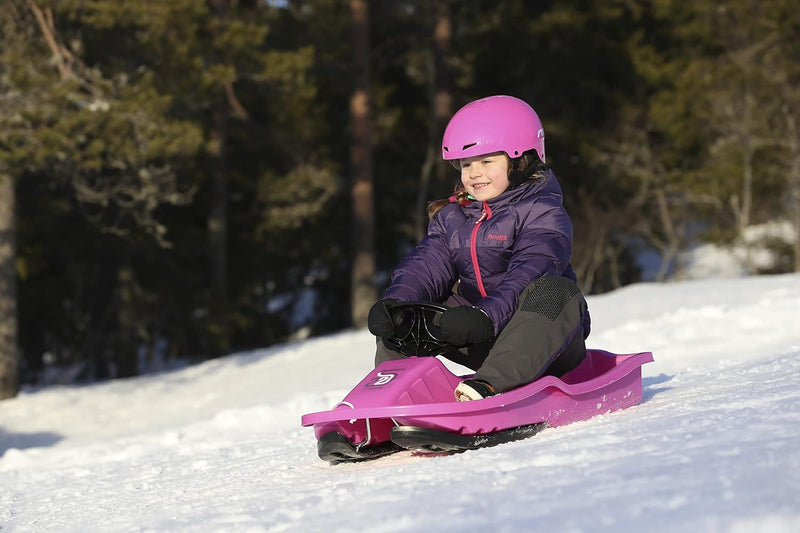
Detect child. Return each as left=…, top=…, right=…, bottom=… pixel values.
left=368, top=95, right=590, bottom=401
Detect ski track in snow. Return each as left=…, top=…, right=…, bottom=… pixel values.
left=1, top=274, right=800, bottom=532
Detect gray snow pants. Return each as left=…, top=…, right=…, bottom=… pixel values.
left=374, top=276, right=589, bottom=394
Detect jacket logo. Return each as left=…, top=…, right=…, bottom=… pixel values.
left=487, top=234, right=508, bottom=241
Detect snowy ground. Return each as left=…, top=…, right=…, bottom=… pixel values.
left=2, top=273, right=800, bottom=532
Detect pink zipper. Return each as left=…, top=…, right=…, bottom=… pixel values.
left=470, top=202, right=492, bottom=297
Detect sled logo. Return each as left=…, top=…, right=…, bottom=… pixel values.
left=367, top=371, right=396, bottom=387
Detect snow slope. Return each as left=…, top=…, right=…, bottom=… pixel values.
left=2, top=273, right=800, bottom=532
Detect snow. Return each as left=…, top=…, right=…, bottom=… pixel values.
left=637, top=221, right=795, bottom=282
left=2, top=273, right=800, bottom=532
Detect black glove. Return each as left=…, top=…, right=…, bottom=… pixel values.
left=441, top=306, right=494, bottom=347
left=367, top=299, right=399, bottom=339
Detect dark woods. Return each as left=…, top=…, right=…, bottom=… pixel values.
left=1, top=0, right=798, bottom=394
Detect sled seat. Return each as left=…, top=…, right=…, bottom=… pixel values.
left=560, top=349, right=620, bottom=385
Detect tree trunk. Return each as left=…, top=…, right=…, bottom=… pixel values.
left=739, top=89, right=755, bottom=235
left=415, top=0, right=453, bottom=241
left=786, top=112, right=800, bottom=272
left=349, top=0, right=376, bottom=327
left=208, top=0, right=230, bottom=353
left=0, top=170, right=19, bottom=399
left=209, top=105, right=229, bottom=308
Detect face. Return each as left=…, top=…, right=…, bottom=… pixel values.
left=459, top=152, right=511, bottom=201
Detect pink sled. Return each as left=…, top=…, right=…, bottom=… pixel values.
left=302, top=349, right=654, bottom=448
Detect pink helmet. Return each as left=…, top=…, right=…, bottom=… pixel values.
left=441, top=95, right=545, bottom=163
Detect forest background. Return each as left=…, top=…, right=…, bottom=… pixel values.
left=1, top=0, right=798, bottom=398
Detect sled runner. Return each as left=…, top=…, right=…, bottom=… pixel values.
left=301, top=302, right=653, bottom=463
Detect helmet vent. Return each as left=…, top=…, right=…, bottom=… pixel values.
left=462, top=142, right=477, bottom=150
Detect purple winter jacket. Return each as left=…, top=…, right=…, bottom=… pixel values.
left=383, top=169, right=589, bottom=337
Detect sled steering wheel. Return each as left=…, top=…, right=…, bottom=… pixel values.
left=382, top=301, right=451, bottom=357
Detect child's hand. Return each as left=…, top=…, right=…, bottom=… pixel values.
left=441, top=306, right=493, bottom=347
left=367, top=299, right=399, bottom=338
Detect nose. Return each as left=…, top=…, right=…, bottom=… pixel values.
left=466, top=164, right=482, bottom=179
